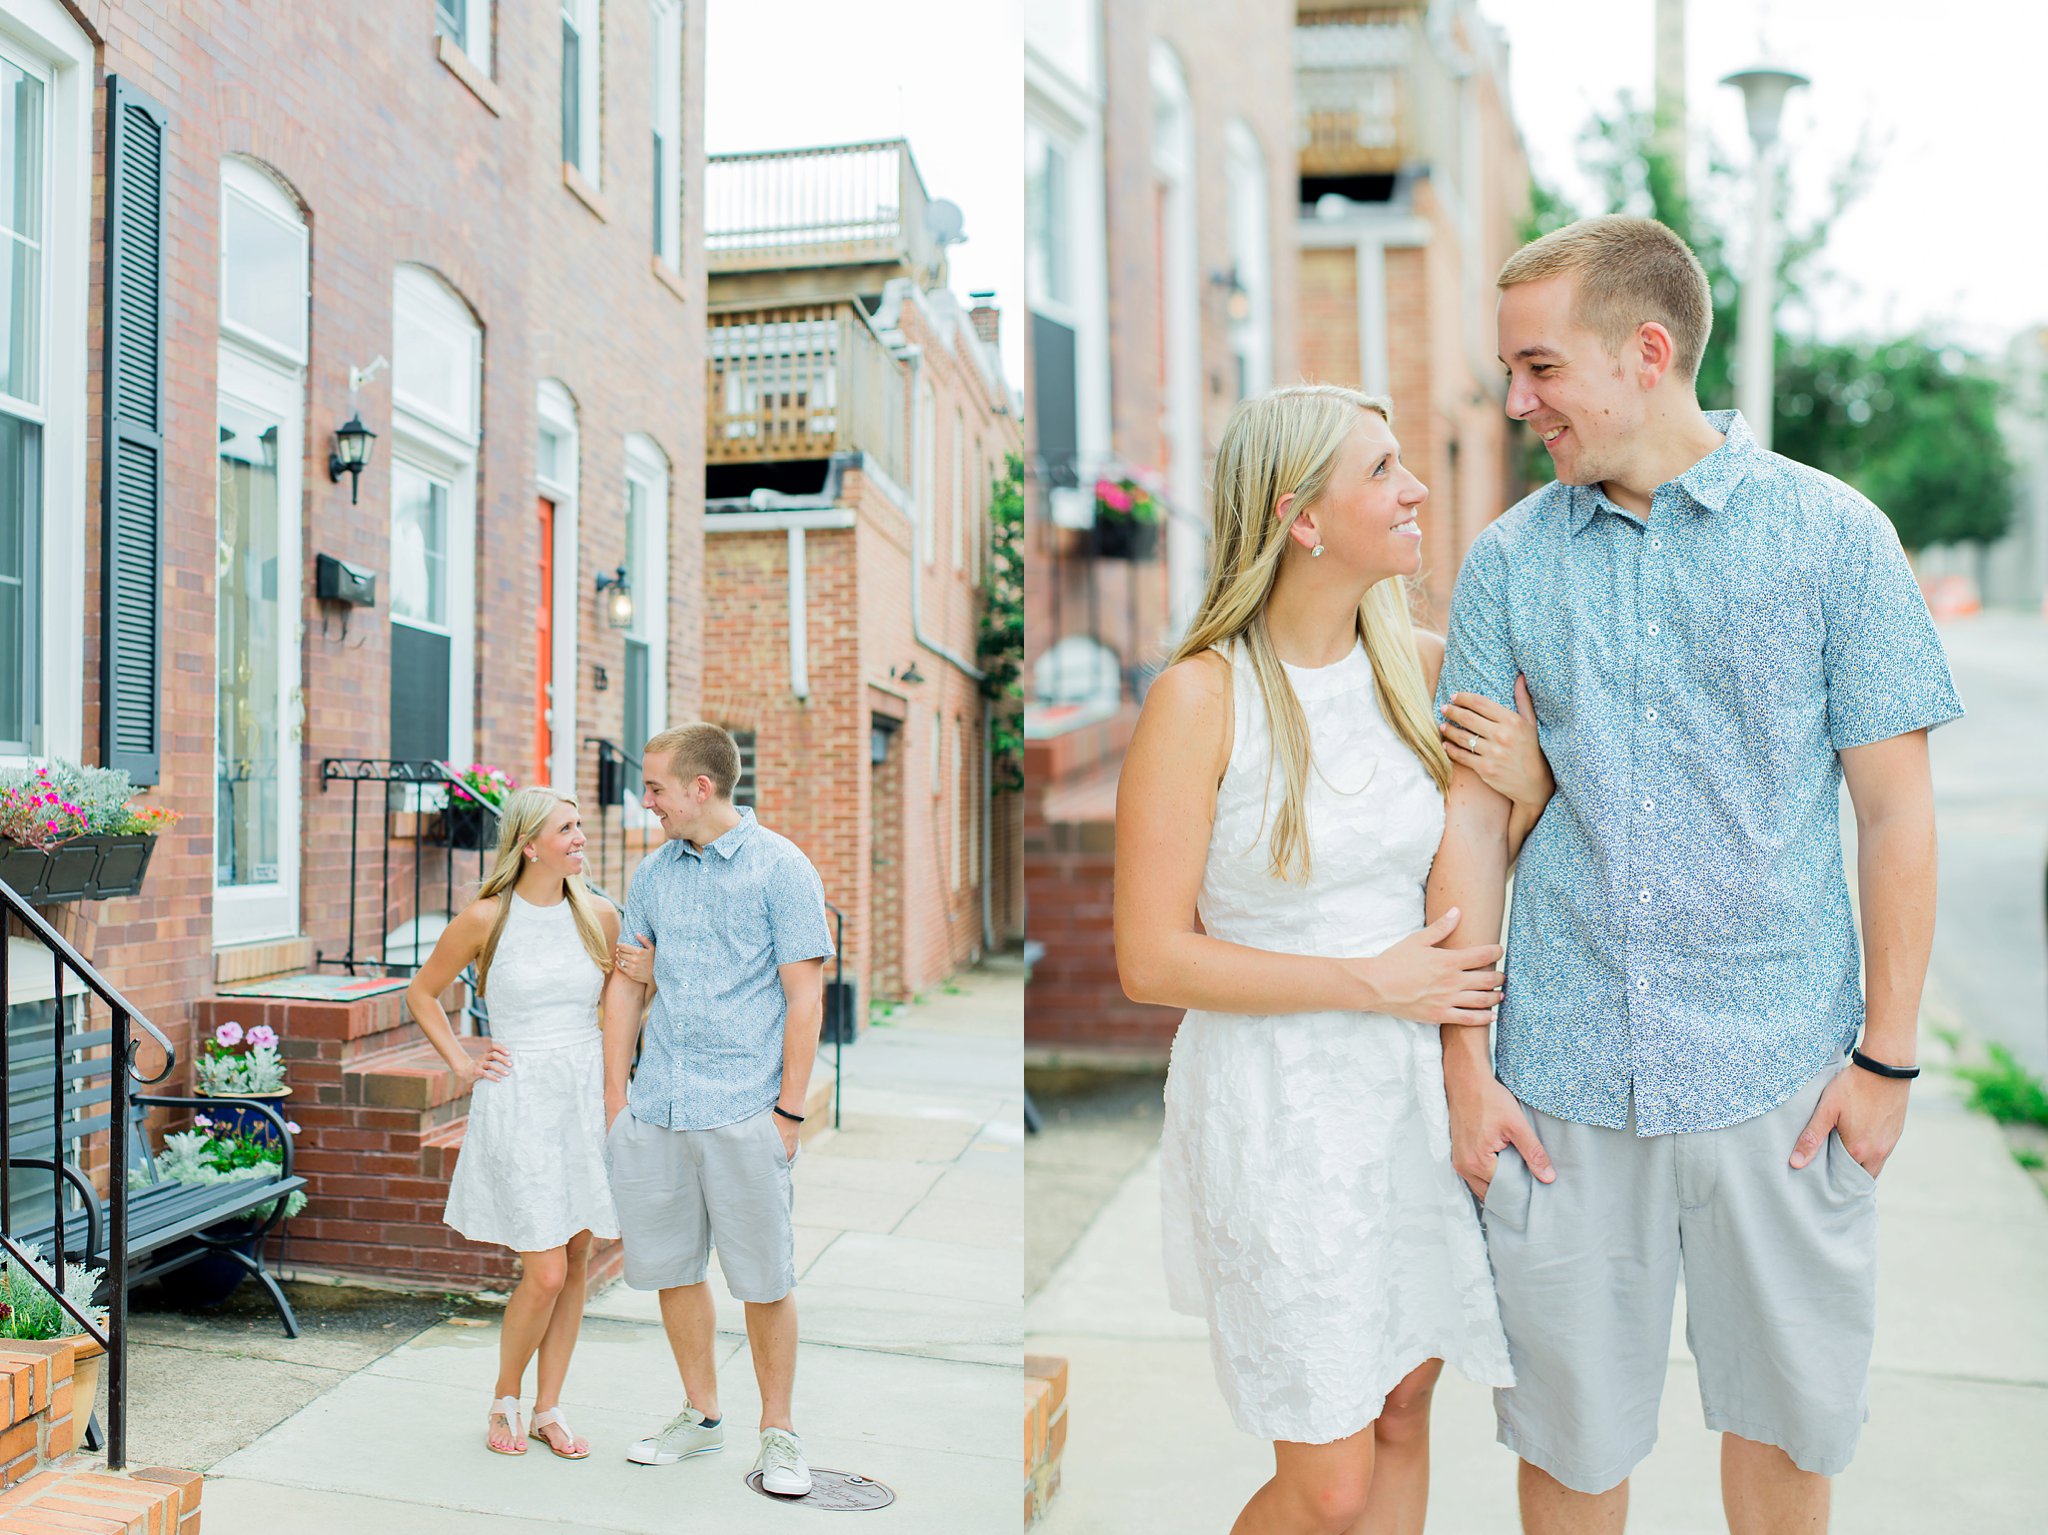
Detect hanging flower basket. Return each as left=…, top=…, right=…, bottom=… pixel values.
left=439, top=763, right=513, bottom=850
left=1091, top=475, right=1161, bottom=561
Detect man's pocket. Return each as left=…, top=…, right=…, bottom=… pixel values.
left=1482, top=1145, right=1533, bottom=1233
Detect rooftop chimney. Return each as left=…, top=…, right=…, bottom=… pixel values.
left=968, top=290, right=1000, bottom=350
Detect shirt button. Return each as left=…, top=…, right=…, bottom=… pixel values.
left=1642, top=797, right=1653, bottom=811
left=1651, top=538, right=1663, bottom=550
left=1638, top=889, right=1651, bottom=903
left=1636, top=977, right=1649, bottom=992
left=1646, top=707, right=1658, bottom=722
left=1647, top=622, right=1659, bottom=636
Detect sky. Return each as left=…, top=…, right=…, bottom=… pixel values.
left=1474, top=0, right=2048, bottom=357
left=704, top=0, right=1024, bottom=389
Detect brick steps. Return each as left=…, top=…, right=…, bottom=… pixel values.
left=1024, top=1354, right=1068, bottom=1526
left=0, top=1465, right=199, bottom=1534
left=0, top=1341, right=83, bottom=1488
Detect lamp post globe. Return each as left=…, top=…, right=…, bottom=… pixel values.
left=1721, top=62, right=1810, bottom=452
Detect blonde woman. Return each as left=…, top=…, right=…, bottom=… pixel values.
left=407, top=787, right=621, bottom=1462
left=1115, top=386, right=1555, bottom=1534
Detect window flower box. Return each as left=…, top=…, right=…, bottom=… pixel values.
left=0, top=763, right=178, bottom=904
left=1092, top=475, right=1161, bottom=561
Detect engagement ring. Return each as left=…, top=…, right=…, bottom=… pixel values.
left=1468, top=735, right=1479, bottom=753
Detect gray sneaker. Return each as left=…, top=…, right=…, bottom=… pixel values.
left=626, top=1404, right=724, bottom=1465
left=753, top=1427, right=812, bottom=1496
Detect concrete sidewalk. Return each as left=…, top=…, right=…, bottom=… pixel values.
left=1026, top=1031, right=2048, bottom=1533
left=197, top=962, right=1023, bottom=1533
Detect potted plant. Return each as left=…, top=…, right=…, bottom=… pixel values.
left=438, top=762, right=514, bottom=850
left=142, top=1116, right=307, bottom=1304
left=0, top=763, right=181, bottom=904
left=0, top=1243, right=109, bottom=1410
left=1092, top=475, right=1161, bottom=560
left=194, top=1020, right=291, bottom=1127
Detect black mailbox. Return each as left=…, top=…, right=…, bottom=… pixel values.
left=315, top=553, right=376, bottom=607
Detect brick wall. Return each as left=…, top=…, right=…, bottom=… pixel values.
left=13, top=2, right=706, bottom=1283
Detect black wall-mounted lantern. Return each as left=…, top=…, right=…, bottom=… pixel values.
left=1210, top=266, right=1252, bottom=323
left=328, top=413, right=376, bottom=504
left=596, top=565, right=634, bottom=629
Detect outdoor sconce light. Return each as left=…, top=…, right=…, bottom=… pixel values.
left=327, top=413, right=376, bottom=504
left=891, top=660, right=925, bottom=686
left=1210, top=266, right=1252, bottom=323
left=596, top=566, right=635, bottom=629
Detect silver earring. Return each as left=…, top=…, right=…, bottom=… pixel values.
left=1310, top=543, right=1325, bottom=558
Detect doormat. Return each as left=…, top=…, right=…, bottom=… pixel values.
left=217, top=973, right=408, bottom=1001
left=743, top=1469, right=896, bottom=1510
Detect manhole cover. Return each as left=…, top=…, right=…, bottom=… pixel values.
left=743, top=1468, right=897, bottom=1510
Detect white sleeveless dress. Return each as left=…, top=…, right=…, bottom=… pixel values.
left=1160, top=640, right=1512, bottom=1444
left=443, top=893, right=620, bottom=1251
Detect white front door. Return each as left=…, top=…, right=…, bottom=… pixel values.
left=212, top=352, right=303, bottom=945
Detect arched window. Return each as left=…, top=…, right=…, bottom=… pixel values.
left=213, top=158, right=309, bottom=944
left=389, top=265, right=482, bottom=773
left=536, top=380, right=579, bottom=788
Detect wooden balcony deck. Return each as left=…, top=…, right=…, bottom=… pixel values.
left=705, top=299, right=908, bottom=486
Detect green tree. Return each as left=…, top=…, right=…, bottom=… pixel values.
left=977, top=453, right=1026, bottom=792
left=1522, top=99, right=2013, bottom=551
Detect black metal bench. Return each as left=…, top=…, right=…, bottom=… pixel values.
left=10, top=1064, right=307, bottom=1339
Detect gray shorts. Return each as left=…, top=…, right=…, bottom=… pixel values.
left=606, top=1107, right=798, bottom=1302
left=1481, top=1062, right=1877, bottom=1494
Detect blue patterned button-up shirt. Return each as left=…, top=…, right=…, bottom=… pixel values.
left=1437, top=411, right=1963, bottom=1135
left=621, top=808, right=836, bottom=1131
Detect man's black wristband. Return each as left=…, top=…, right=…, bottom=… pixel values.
left=773, top=1105, right=806, bottom=1123
left=1850, top=1048, right=1920, bottom=1081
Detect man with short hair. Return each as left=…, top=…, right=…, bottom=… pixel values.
left=601, top=721, right=833, bottom=1498
left=1430, top=215, right=1961, bottom=1533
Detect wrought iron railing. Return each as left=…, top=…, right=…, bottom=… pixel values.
left=706, top=299, right=908, bottom=487
left=582, top=739, right=660, bottom=906
left=315, top=759, right=497, bottom=977
left=0, top=881, right=177, bottom=1471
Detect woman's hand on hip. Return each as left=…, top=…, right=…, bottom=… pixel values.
left=1346, top=908, right=1505, bottom=1027
left=1440, top=676, right=1553, bottom=811
left=461, top=1041, right=512, bottom=1090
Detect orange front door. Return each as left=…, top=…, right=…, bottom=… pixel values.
left=536, top=497, right=555, bottom=783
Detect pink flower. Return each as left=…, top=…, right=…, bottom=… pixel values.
left=285, top=1121, right=301, bottom=1135
left=214, top=1021, right=245, bottom=1048
left=1099, top=486, right=1132, bottom=512
left=193, top=1114, right=211, bottom=1127
left=247, top=1024, right=278, bottom=1049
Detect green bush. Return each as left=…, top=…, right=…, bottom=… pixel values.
left=1955, top=1044, right=2048, bottom=1129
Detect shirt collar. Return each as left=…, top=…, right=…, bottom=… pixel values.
left=1564, top=409, right=1759, bottom=534
left=679, top=804, right=756, bottom=861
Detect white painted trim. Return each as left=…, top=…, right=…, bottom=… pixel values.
left=1150, top=42, right=1204, bottom=643
left=212, top=346, right=306, bottom=946
left=537, top=379, right=579, bottom=792
left=1295, top=215, right=1434, bottom=401
left=219, top=158, right=309, bottom=368
left=786, top=527, right=809, bottom=701
left=0, top=2, right=88, bottom=770
left=623, top=434, right=670, bottom=752
left=705, top=508, right=854, bottom=532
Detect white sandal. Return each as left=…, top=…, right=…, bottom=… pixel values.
left=486, top=1395, right=527, bottom=1456
left=531, top=1405, right=591, bottom=1460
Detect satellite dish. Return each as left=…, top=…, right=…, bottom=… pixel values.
left=924, top=198, right=967, bottom=246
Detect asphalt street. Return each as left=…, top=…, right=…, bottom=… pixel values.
left=1921, top=613, right=2048, bottom=1073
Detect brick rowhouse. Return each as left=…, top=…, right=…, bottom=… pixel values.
left=700, top=146, right=1023, bottom=1011
left=7, top=1, right=708, bottom=1287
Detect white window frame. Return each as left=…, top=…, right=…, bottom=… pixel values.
left=212, top=159, right=307, bottom=946
left=1023, top=92, right=1109, bottom=534
left=930, top=709, right=942, bottom=797
left=916, top=375, right=936, bottom=565
left=650, top=0, right=682, bottom=267
left=1225, top=119, right=1273, bottom=400
left=436, top=0, right=494, bottom=76
left=391, top=267, right=481, bottom=781
left=624, top=433, right=671, bottom=825
left=950, top=407, right=965, bottom=570
left=213, top=348, right=305, bottom=946
left=562, top=0, right=603, bottom=186
left=949, top=714, right=962, bottom=889
left=0, top=3, right=88, bottom=772
left=537, top=380, right=580, bottom=793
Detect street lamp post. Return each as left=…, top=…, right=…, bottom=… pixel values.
left=1721, top=63, right=1809, bottom=452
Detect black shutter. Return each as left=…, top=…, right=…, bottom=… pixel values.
left=1030, top=311, right=1079, bottom=489
left=101, top=77, right=169, bottom=785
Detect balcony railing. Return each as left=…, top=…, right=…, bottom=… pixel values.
left=706, top=299, right=908, bottom=486
left=707, top=140, right=942, bottom=281
left=1297, top=13, right=1415, bottom=178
